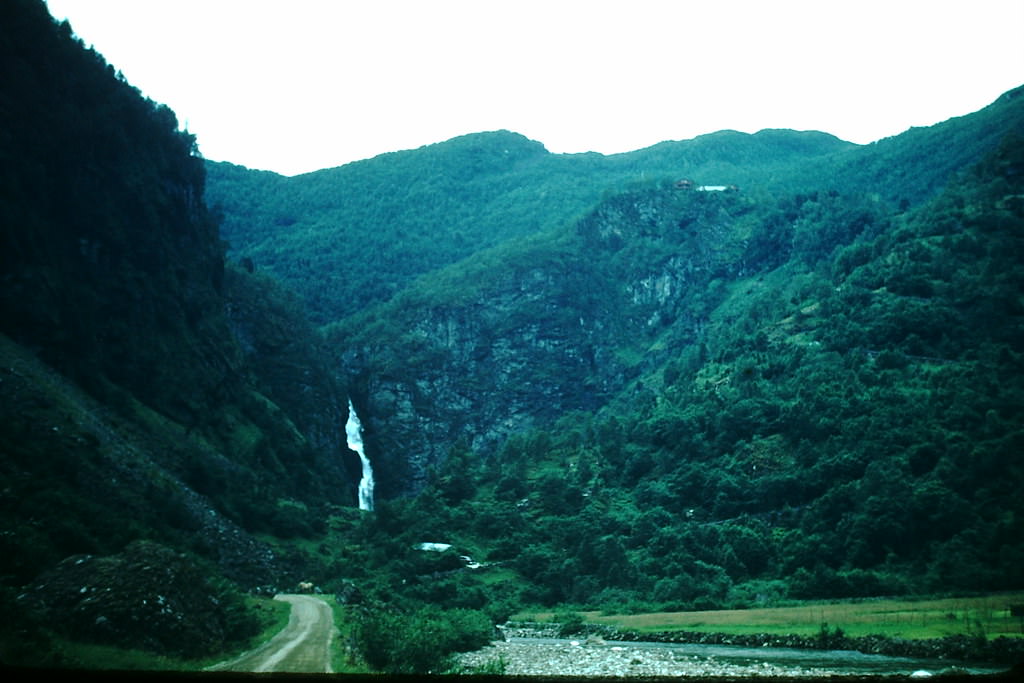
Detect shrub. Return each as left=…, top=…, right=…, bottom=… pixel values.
left=354, top=606, right=493, bottom=674
left=554, top=611, right=586, bottom=637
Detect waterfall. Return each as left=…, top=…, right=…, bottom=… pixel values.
left=345, top=399, right=374, bottom=511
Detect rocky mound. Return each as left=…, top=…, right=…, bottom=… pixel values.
left=16, top=540, right=257, bottom=658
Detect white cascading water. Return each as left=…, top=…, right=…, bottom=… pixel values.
left=345, top=399, right=374, bottom=511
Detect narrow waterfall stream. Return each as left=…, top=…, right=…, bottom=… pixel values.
left=345, top=399, right=374, bottom=511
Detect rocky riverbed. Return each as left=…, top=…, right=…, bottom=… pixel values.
left=452, top=623, right=1019, bottom=678
left=454, top=639, right=855, bottom=677
left=483, top=621, right=1024, bottom=667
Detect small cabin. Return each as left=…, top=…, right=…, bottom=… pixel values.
left=698, top=185, right=740, bottom=192
left=675, top=180, right=739, bottom=192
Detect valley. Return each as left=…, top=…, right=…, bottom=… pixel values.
left=1, top=0, right=1022, bottom=675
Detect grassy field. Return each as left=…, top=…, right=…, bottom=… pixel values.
left=518, top=593, right=1024, bottom=640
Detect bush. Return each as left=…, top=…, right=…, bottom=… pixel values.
left=553, top=611, right=586, bottom=637
left=354, top=606, right=494, bottom=674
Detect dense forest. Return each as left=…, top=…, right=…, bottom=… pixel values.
left=206, top=89, right=1022, bottom=326
left=337, top=138, right=1024, bottom=608
left=1, top=0, right=355, bottom=663
left=1, top=0, right=1022, bottom=673
left=305, top=132, right=1024, bottom=617
left=213, top=84, right=1024, bottom=668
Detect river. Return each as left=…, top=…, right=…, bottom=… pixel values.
left=454, top=636, right=1010, bottom=677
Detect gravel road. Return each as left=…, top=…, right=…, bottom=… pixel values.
left=207, top=594, right=335, bottom=673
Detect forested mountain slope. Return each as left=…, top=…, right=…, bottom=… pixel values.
left=208, top=80, right=1024, bottom=603
left=207, top=87, right=1023, bottom=326
left=206, top=129, right=850, bottom=323
left=337, top=132, right=1024, bottom=609
left=0, top=1, right=357, bottom=656
left=323, top=99, right=1024, bottom=498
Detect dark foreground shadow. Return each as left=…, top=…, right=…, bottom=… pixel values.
left=3, top=666, right=1024, bottom=683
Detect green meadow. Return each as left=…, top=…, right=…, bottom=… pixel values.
left=520, top=593, right=1024, bottom=640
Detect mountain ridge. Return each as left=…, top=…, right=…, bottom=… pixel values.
left=205, top=127, right=853, bottom=323
left=207, top=86, right=1022, bottom=325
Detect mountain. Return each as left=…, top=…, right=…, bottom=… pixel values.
left=333, top=129, right=1024, bottom=607
left=333, top=127, right=1024, bottom=499
left=207, top=84, right=1024, bottom=501
left=318, top=91, right=1023, bottom=607
left=206, top=88, right=1024, bottom=327
left=1, top=0, right=357, bottom=658
left=205, top=128, right=852, bottom=324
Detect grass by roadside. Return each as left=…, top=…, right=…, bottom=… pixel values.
left=45, top=641, right=183, bottom=672
left=517, top=593, right=1024, bottom=640
left=326, top=597, right=371, bottom=674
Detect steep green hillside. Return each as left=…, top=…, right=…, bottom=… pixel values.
left=0, top=0, right=356, bottom=659
left=333, top=132, right=1023, bottom=612
left=329, top=114, right=1024, bottom=502
left=207, top=87, right=1022, bottom=327
left=206, top=128, right=852, bottom=323
left=330, top=184, right=765, bottom=495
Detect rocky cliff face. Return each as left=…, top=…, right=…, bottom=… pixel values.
left=340, top=184, right=754, bottom=497
left=351, top=270, right=617, bottom=495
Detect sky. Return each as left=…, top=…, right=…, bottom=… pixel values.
left=45, top=0, right=1023, bottom=177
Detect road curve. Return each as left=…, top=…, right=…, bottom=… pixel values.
left=208, top=594, right=336, bottom=673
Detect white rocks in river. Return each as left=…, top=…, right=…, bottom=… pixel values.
left=454, top=641, right=849, bottom=678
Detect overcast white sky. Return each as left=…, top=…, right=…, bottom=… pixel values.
left=45, top=0, right=1023, bottom=177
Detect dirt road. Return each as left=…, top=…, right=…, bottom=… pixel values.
left=209, top=594, right=336, bottom=673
